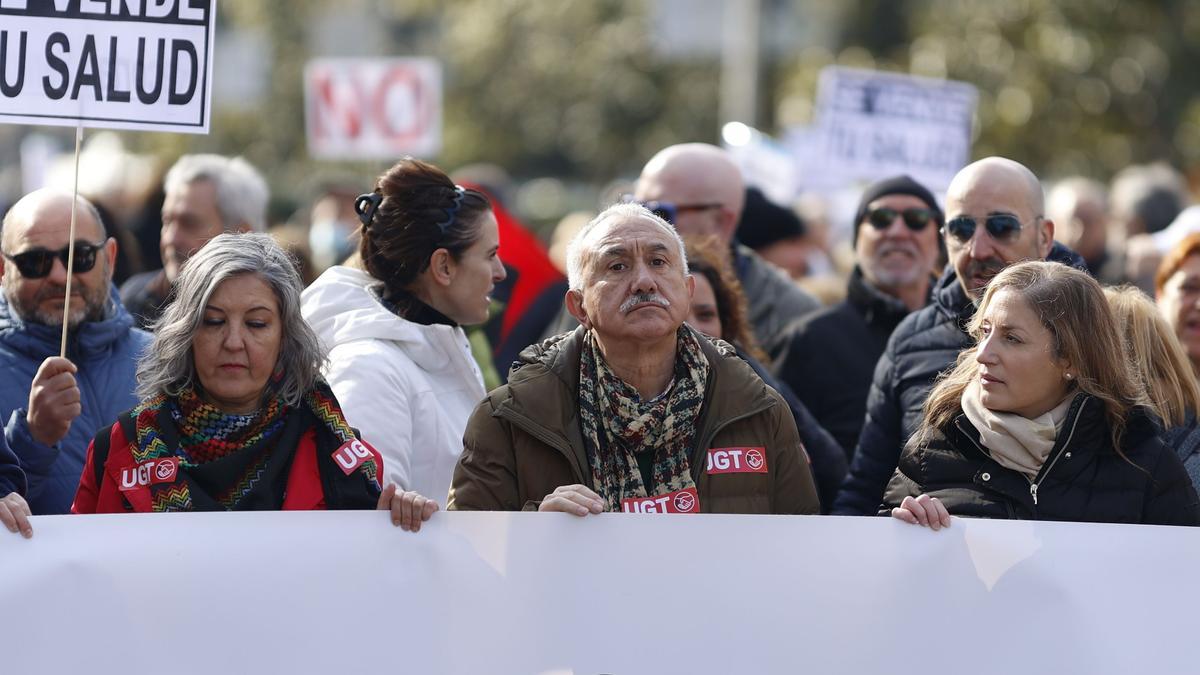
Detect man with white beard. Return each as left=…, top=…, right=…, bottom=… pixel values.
left=772, top=176, right=943, bottom=459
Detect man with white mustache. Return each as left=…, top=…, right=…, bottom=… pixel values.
left=773, top=176, right=943, bottom=459
left=833, top=157, right=1087, bottom=515
left=448, top=203, right=819, bottom=515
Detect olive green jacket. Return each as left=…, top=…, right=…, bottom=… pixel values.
left=449, top=326, right=820, bottom=514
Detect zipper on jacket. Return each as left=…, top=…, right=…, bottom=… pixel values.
left=494, top=407, right=588, bottom=484
left=1028, top=397, right=1088, bottom=506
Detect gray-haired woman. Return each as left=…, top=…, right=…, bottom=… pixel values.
left=70, top=233, right=435, bottom=531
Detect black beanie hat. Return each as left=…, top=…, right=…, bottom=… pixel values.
left=736, top=187, right=806, bottom=250
left=852, top=175, right=943, bottom=248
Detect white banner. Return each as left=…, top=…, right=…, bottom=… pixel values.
left=805, top=65, right=977, bottom=194
left=0, top=0, right=216, bottom=133
left=304, top=57, right=442, bottom=160
left=1, top=512, right=1196, bottom=674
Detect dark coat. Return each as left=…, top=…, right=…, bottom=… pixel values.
left=1163, top=411, right=1200, bottom=495
left=881, top=396, right=1200, bottom=525
left=832, top=243, right=1087, bottom=515
left=772, top=266, right=920, bottom=457
left=741, top=346, right=847, bottom=511
left=118, top=269, right=168, bottom=331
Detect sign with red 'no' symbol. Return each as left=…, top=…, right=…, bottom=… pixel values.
left=304, top=58, right=441, bottom=159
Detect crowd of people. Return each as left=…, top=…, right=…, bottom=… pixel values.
left=2, top=139, right=1200, bottom=538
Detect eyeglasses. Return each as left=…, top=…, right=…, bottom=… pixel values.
left=865, top=207, right=935, bottom=232
left=1, top=240, right=106, bottom=278
left=632, top=199, right=723, bottom=225
left=942, top=214, right=1033, bottom=244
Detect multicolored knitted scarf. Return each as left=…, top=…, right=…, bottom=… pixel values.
left=130, top=381, right=376, bottom=511
left=578, top=326, right=710, bottom=511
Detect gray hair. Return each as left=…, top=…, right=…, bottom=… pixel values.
left=136, top=232, right=324, bottom=406
left=565, top=203, right=688, bottom=290
left=1110, top=162, right=1189, bottom=234
left=164, top=154, right=269, bottom=233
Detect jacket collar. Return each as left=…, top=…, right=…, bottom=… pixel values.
left=511, top=325, right=761, bottom=403
left=846, top=266, right=922, bottom=328
left=949, top=392, right=1159, bottom=462
left=0, top=284, right=135, bottom=361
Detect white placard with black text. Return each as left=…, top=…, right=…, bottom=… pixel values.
left=806, top=65, right=977, bottom=193
left=0, top=0, right=216, bottom=133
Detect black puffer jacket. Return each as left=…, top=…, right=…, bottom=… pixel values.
left=832, top=243, right=1086, bottom=515
left=881, top=395, right=1200, bottom=525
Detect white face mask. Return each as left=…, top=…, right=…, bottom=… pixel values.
left=309, top=219, right=358, bottom=269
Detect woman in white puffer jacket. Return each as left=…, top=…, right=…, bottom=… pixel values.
left=302, top=158, right=505, bottom=504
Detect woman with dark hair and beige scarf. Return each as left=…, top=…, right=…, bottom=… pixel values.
left=883, top=260, right=1199, bottom=528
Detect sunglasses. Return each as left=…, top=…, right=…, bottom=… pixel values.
left=865, top=207, right=935, bottom=232
left=2, top=240, right=106, bottom=278
left=633, top=199, right=723, bottom=225
left=942, top=214, right=1029, bottom=244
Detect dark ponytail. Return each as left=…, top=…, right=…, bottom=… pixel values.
left=357, top=158, right=491, bottom=304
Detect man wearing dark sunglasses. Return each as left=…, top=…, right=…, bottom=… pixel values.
left=0, top=189, right=150, bottom=515
left=774, top=175, right=943, bottom=459
left=834, top=157, right=1087, bottom=516
left=633, top=143, right=820, bottom=348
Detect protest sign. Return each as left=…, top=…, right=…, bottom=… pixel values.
left=802, top=65, right=977, bottom=193
left=0, top=0, right=216, bottom=133
left=2, top=511, right=1196, bottom=674
left=304, top=57, right=442, bottom=159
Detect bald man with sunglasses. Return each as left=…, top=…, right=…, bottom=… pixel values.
left=832, top=158, right=1088, bottom=516
left=0, top=189, right=149, bottom=515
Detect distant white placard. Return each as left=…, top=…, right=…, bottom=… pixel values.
left=0, top=0, right=216, bottom=133
left=2, top=511, right=1198, bottom=674
left=304, top=57, right=442, bottom=160
left=807, top=66, right=977, bottom=193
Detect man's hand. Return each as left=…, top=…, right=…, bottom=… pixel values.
left=377, top=483, right=438, bottom=532
left=0, top=492, right=32, bottom=538
left=891, top=494, right=952, bottom=531
left=538, top=484, right=605, bottom=516
left=27, top=357, right=81, bottom=447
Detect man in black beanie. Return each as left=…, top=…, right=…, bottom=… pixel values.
left=772, top=175, right=943, bottom=459
left=736, top=187, right=810, bottom=280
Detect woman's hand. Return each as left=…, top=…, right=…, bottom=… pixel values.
left=0, top=492, right=32, bottom=538
left=537, top=484, right=605, bottom=516
left=377, top=484, right=438, bottom=532
left=891, top=494, right=952, bottom=531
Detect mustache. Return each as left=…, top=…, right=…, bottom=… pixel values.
left=619, top=292, right=670, bottom=314
left=32, top=283, right=78, bottom=304
left=963, top=257, right=1006, bottom=279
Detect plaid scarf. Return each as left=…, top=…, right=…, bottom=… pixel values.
left=130, top=381, right=376, bottom=511
left=578, top=326, right=709, bottom=511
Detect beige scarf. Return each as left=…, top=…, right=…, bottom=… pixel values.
left=961, top=380, right=1077, bottom=479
